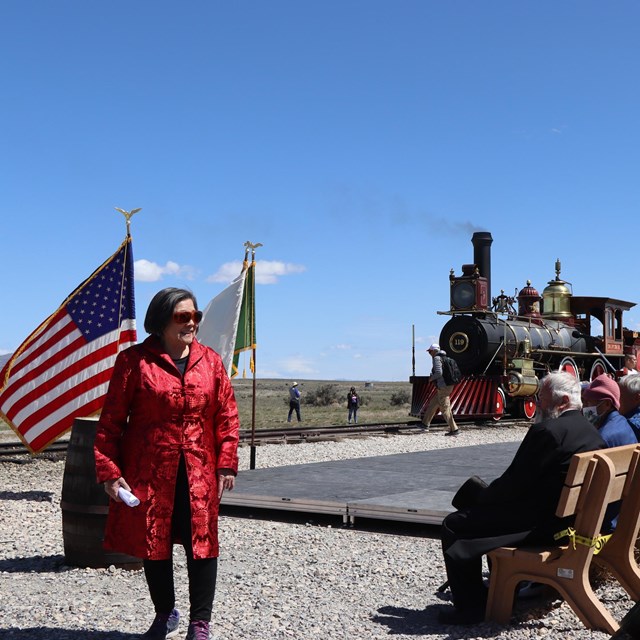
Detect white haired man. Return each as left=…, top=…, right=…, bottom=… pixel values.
left=438, top=371, right=605, bottom=625
left=421, top=344, right=459, bottom=436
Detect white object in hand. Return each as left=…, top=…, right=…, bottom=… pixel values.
left=117, top=487, right=140, bottom=507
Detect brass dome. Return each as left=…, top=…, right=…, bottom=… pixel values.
left=542, top=259, right=572, bottom=319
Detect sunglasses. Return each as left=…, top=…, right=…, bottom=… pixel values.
left=173, top=310, right=203, bottom=324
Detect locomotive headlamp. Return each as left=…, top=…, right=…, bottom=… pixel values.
left=450, top=275, right=488, bottom=311
left=451, top=282, right=475, bottom=309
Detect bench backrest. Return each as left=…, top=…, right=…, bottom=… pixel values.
left=556, top=444, right=640, bottom=519
left=553, top=444, right=640, bottom=563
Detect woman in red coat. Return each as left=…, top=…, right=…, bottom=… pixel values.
left=94, top=287, right=240, bottom=640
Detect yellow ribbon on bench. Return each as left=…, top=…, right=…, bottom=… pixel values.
left=553, top=527, right=612, bottom=554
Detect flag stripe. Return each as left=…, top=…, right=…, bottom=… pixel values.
left=1, top=332, right=88, bottom=410
left=28, top=391, right=108, bottom=453
left=0, top=237, right=137, bottom=453
left=3, top=311, right=74, bottom=382
left=1, top=321, right=136, bottom=416
left=5, top=337, right=117, bottom=422
left=18, top=367, right=114, bottom=439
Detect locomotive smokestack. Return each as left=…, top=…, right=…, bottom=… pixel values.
left=472, top=231, right=493, bottom=302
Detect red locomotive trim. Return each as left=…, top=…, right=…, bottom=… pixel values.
left=410, top=376, right=504, bottom=420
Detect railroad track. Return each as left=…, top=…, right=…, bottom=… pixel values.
left=0, top=418, right=528, bottom=458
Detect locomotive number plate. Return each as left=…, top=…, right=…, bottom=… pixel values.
left=449, top=332, right=469, bottom=353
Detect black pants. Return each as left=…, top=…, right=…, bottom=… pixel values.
left=143, top=455, right=218, bottom=622
left=441, top=507, right=537, bottom=611
left=288, top=400, right=301, bottom=421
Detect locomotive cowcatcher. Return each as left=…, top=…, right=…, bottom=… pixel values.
left=410, top=232, right=640, bottom=421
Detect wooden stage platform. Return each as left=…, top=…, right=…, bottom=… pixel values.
left=221, top=441, right=520, bottom=526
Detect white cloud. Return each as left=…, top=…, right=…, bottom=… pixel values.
left=280, top=355, right=317, bottom=375
left=134, top=259, right=196, bottom=282
left=333, top=343, right=352, bottom=350
left=207, top=259, right=306, bottom=285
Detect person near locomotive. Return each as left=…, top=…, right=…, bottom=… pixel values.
left=347, top=386, right=360, bottom=424
left=421, top=344, right=459, bottom=435
left=287, top=381, right=302, bottom=422
left=619, top=354, right=640, bottom=378
left=582, top=375, right=638, bottom=447
left=438, top=371, right=605, bottom=625
left=619, top=374, right=640, bottom=440
left=94, top=287, right=240, bottom=640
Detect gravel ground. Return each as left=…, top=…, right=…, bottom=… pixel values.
left=0, top=424, right=635, bottom=639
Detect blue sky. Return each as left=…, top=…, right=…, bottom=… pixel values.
left=1, top=1, right=638, bottom=381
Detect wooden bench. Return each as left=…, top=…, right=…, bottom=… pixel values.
left=594, top=445, right=640, bottom=600
left=485, top=444, right=640, bottom=634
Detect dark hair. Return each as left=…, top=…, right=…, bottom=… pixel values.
left=144, top=287, right=198, bottom=336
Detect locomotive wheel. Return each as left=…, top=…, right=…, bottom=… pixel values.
left=492, top=388, right=506, bottom=421
left=521, top=397, right=536, bottom=420
left=559, top=357, right=579, bottom=379
left=590, top=359, right=607, bottom=380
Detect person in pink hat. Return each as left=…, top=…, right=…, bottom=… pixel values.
left=583, top=374, right=638, bottom=533
left=582, top=374, right=637, bottom=447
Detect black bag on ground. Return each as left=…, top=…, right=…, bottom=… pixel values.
left=440, top=354, right=462, bottom=385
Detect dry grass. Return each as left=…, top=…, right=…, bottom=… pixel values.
left=232, top=378, right=414, bottom=429
left=0, top=379, right=415, bottom=438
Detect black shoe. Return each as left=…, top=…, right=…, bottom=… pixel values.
left=437, top=605, right=485, bottom=625
left=444, top=429, right=460, bottom=436
left=517, top=581, right=546, bottom=599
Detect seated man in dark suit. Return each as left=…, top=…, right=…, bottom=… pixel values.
left=439, top=371, right=606, bottom=625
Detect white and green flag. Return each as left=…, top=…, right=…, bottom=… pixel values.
left=199, top=266, right=248, bottom=377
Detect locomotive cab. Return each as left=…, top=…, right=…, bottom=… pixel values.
left=570, top=296, right=635, bottom=378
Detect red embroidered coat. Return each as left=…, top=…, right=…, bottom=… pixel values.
left=94, top=336, right=240, bottom=560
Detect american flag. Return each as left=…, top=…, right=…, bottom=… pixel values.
left=0, top=237, right=136, bottom=453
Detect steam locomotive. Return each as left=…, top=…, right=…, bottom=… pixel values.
left=410, top=232, right=640, bottom=421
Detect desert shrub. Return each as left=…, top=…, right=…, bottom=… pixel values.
left=389, top=390, right=410, bottom=406
left=303, top=384, right=341, bottom=407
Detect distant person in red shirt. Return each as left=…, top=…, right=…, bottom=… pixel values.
left=347, top=386, right=360, bottom=424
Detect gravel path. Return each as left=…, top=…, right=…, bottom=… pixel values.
left=0, top=425, right=634, bottom=639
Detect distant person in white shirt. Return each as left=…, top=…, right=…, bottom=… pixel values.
left=287, top=382, right=302, bottom=422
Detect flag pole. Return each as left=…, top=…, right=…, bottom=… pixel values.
left=244, top=241, right=262, bottom=470
left=412, top=324, right=415, bottom=377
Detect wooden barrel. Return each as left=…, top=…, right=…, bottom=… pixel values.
left=61, top=416, right=142, bottom=570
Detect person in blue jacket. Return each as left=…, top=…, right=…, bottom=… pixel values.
left=583, top=374, right=638, bottom=533
left=582, top=374, right=638, bottom=447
